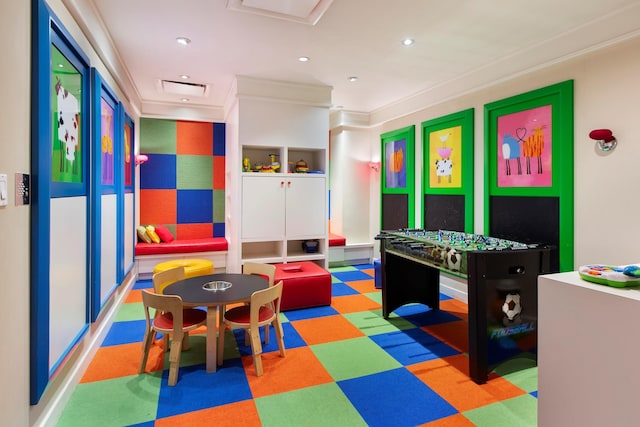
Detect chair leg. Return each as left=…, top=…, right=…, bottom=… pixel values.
left=182, top=332, right=190, bottom=351
left=264, top=324, right=270, bottom=345
left=264, top=302, right=275, bottom=344
left=167, top=334, right=183, bottom=386
left=217, top=323, right=226, bottom=366
left=248, top=327, right=264, bottom=376
left=274, top=319, right=286, bottom=358
left=139, top=329, right=155, bottom=374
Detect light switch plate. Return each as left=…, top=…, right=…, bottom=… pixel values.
left=0, top=173, right=7, bottom=206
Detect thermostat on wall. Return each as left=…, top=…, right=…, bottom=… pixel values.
left=15, top=173, right=30, bottom=206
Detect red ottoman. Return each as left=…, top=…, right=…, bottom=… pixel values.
left=274, top=262, right=332, bottom=311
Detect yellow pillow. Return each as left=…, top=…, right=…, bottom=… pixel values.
left=137, top=225, right=152, bottom=243
left=146, top=225, right=161, bottom=243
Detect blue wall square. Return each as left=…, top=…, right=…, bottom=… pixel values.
left=213, top=122, right=225, bottom=156
left=177, top=189, right=213, bottom=223
left=213, top=222, right=225, bottom=237
left=139, top=154, right=176, bottom=189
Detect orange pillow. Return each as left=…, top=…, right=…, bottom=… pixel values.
left=145, top=225, right=161, bottom=243
left=154, top=225, right=174, bottom=243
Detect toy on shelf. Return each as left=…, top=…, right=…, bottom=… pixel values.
left=243, top=156, right=251, bottom=172
left=578, top=264, right=640, bottom=288
left=294, top=159, right=309, bottom=173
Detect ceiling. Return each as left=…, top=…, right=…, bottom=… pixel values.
left=64, top=0, right=640, bottom=122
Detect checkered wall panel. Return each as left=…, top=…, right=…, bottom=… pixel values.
left=139, top=118, right=225, bottom=239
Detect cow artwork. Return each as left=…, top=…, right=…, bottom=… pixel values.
left=55, top=77, right=80, bottom=176
left=434, top=132, right=454, bottom=184
left=497, top=105, right=552, bottom=188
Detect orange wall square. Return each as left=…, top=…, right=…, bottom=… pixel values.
left=176, top=223, right=213, bottom=239
left=213, top=155, right=225, bottom=190
left=139, top=189, right=177, bottom=224
left=176, top=121, right=213, bottom=156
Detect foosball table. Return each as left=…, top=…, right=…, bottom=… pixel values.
left=376, top=229, right=552, bottom=384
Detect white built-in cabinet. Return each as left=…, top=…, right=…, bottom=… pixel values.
left=226, top=77, right=332, bottom=271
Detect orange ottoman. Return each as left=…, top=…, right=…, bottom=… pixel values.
left=274, top=262, right=332, bottom=311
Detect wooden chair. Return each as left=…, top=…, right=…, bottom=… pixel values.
left=217, top=280, right=286, bottom=376
left=241, top=262, right=276, bottom=343
left=139, top=289, right=207, bottom=386
left=152, top=266, right=191, bottom=350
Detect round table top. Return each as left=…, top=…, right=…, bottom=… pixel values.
left=163, top=273, right=268, bottom=305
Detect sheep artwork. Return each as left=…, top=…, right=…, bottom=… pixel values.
left=55, top=78, right=80, bottom=175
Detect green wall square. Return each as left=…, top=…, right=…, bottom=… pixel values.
left=176, top=155, right=212, bottom=189
left=213, top=190, right=225, bottom=222
left=140, top=118, right=176, bottom=154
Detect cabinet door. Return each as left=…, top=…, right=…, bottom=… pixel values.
left=285, top=176, right=326, bottom=238
left=242, top=176, right=285, bottom=239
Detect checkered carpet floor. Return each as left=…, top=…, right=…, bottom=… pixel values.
left=57, top=264, right=538, bottom=426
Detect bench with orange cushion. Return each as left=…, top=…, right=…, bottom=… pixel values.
left=135, top=237, right=228, bottom=279
left=274, top=262, right=331, bottom=311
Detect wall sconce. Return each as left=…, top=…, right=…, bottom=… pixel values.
left=135, top=154, right=149, bottom=166
left=589, top=129, right=617, bottom=152
left=368, top=161, right=381, bottom=172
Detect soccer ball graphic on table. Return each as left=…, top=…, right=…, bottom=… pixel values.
left=502, top=293, right=522, bottom=324
left=445, top=248, right=462, bottom=271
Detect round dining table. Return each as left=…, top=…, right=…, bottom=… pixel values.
left=163, top=273, right=268, bottom=373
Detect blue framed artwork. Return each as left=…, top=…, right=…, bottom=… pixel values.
left=30, top=0, right=91, bottom=404
left=90, top=68, right=122, bottom=320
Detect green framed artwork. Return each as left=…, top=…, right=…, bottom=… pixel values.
left=380, top=125, right=415, bottom=230
left=484, top=80, right=574, bottom=272
left=422, top=108, right=474, bottom=232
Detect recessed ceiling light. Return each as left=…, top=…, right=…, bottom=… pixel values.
left=347, top=76, right=358, bottom=82
left=401, top=38, right=415, bottom=46
left=180, top=98, right=190, bottom=102
left=180, top=74, right=190, bottom=79
left=298, top=56, right=310, bottom=62
left=176, top=37, right=191, bottom=46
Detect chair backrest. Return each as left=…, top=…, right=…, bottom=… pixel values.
left=242, top=262, right=276, bottom=287
left=250, top=280, right=283, bottom=325
left=141, top=289, right=184, bottom=332
left=153, top=266, right=186, bottom=294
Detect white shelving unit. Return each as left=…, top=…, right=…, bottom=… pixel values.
left=225, top=77, right=332, bottom=272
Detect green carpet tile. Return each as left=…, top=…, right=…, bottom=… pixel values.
left=56, top=264, right=538, bottom=427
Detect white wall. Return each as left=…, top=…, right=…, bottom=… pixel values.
left=329, top=127, right=375, bottom=243
left=0, top=1, right=32, bottom=425
left=332, top=34, right=640, bottom=270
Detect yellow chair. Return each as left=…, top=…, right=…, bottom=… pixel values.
left=139, top=289, right=206, bottom=386
left=217, top=281, right=286, bottom=376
